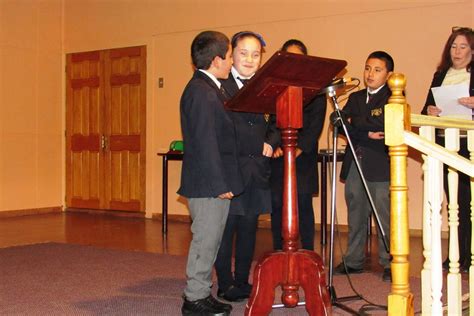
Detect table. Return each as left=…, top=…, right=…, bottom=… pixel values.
left=317, top=149, right=344, bottom=245
left=157, top=149, right=344, bottom=239
left=157, top=151, right=183, bottom=234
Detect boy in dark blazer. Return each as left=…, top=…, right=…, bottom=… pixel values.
left=178, top=30, right=243, bottom=316
left=334, top=51, right=394, bottom=282
left=214, top=31, right=279, bottom=302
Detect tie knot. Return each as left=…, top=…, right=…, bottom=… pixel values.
left=238, top=77, right=250, bottom=86
left=367, top=92, right=375, bottom=103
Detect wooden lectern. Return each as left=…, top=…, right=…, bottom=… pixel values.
left=226, top=51, right=346, bottom=315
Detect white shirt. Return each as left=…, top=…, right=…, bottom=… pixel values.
left=231, top=66, right=254, bottom=89
left=367, top=84, right=386, bottom=103
left=198, top=69, right=221, bottom=89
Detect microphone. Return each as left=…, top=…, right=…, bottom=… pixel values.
left=330, top=77, right=357, bottom=85
left=318, top=77, right=358, bottom=95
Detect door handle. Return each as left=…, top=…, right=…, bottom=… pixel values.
left=101, top=135, right=108, bottom=151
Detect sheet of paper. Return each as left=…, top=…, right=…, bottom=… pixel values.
left=431, top=83, right=472, bottom=119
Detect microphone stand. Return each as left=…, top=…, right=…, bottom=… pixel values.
left=325, top=84, right=389, bottom=315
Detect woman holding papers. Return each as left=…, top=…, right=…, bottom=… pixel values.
left=422, top=26, right=473, bottom=272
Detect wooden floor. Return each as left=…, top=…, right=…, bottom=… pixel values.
left=0, top=211, right=436, bottom=277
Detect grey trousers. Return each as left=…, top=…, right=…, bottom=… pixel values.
left=184, top=197, right=230, bottom=301
left=344, top=164, right=391, bottom=269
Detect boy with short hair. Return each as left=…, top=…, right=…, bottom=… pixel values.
left=178, top=30, right=243, bottom=315
left=334, top=51, right=394, bottom=282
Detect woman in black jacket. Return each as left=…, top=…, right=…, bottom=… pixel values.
left=422, top=27, right=473, bottom=271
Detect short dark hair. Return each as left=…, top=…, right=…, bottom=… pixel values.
left=366, top=51, right=394, bottom=72
left=191, top=31, right=230, bottom=70
left=438, top=27, right=474, bottom=72
left=281, top=39, right=308, bottom=55
left=231, top=31, right=266, bottom=52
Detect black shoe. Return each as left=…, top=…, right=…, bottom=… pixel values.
left=382, top=268, right=392, bottom=282
left=217, top=285, right=247, bottom=302
left=205, top=295, right=232, bottom=313
left=182, top=295, right=230, bottom=316
left=237, top=282, right=252, bottom=296
left=333, top=262, right=364, bottom=275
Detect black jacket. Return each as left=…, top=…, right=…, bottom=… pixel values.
left=221, top=76, right=280, bottom=214
left=178, top=71, right=243, bottom=198
left=422, top=61, right=474, bottom=114
left=340, top=85, right=391, bottom=182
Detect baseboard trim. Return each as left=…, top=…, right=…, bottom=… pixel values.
left=151, top=213, right=191, bottom=222
left=0, top=206, right=63, bottom=218
left=151, top=213, right=444, bottom=238
left=66, top=208, right=146, bottom=218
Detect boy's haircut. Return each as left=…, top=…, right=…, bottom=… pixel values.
left=231, top=31, right=266, bottom=52
left=367, top=51, right=394, bottom=72
left=191, top=31, right=230, bottom=70
left=281, top=39, right=308, bottom=55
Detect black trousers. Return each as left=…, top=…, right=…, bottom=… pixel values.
left=271, top=192, right=315, bottom=250
left=214, top=212, right=259, bottom=290
left=445, top=138, right=471, bottom=267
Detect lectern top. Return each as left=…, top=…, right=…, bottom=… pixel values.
left=225, top=51, right=347, bottom=114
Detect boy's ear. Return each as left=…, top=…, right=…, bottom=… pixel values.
left=210, top=55, right=221, bottom=69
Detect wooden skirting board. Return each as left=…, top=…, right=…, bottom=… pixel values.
left=0, top=206, right=62, bottom=218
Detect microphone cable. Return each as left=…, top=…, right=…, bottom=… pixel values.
left=323, top=77, right=389, bottom=314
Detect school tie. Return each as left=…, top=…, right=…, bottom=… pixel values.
left=367, top=92, right=374, bottom=103
left=220, top=85, right=230, bottom=100
left=237, top=77, right=250, bottom=86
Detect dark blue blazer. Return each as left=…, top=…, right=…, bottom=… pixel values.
left=221, top=77, right=280, bottom=189
left=221, top=76, right=280, bottom=214
left=177, top=71, right=243, bottom=198
left=340, top=85, right=391, bottom=182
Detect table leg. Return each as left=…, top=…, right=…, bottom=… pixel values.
left=162, top=155, right=168, bottom=234
left=320, top=155, right=328, bottom=245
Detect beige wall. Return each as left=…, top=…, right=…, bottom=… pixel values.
left=1, top=0, right=472, bottom=231
left=0, top=0, right=63, bottom=211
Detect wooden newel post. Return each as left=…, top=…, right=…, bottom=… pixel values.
left=385, top=73, right=414, bottom=315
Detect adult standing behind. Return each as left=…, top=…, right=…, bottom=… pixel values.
left=214, top=31, right=279, bottom=302
left=270, top=39, right=328, bottom=251
left=422, top=27, right=473, bottom=272
left=178, top=31, right=243, bottom=316
left=334, top=51, right=394, bottom=282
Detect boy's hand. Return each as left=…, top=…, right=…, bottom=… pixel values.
left=368, top=131, right=384, bottom=140
left=262, top=143, right=273, bottom=157
left=272, top=147, right=283, bottom=158
left=218, top=192, right=234, bottom=199
left=271, top=147, right=303, bottom=158
left=295, top=148, right=303, bottom=158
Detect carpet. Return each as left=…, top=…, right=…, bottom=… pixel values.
left=0, top=243, right=441, bottom=315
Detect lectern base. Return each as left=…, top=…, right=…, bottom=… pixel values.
left=244, top=249, right=331, bottom=316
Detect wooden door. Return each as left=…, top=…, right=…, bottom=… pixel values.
left=66, top=46, right=146, bottom=212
